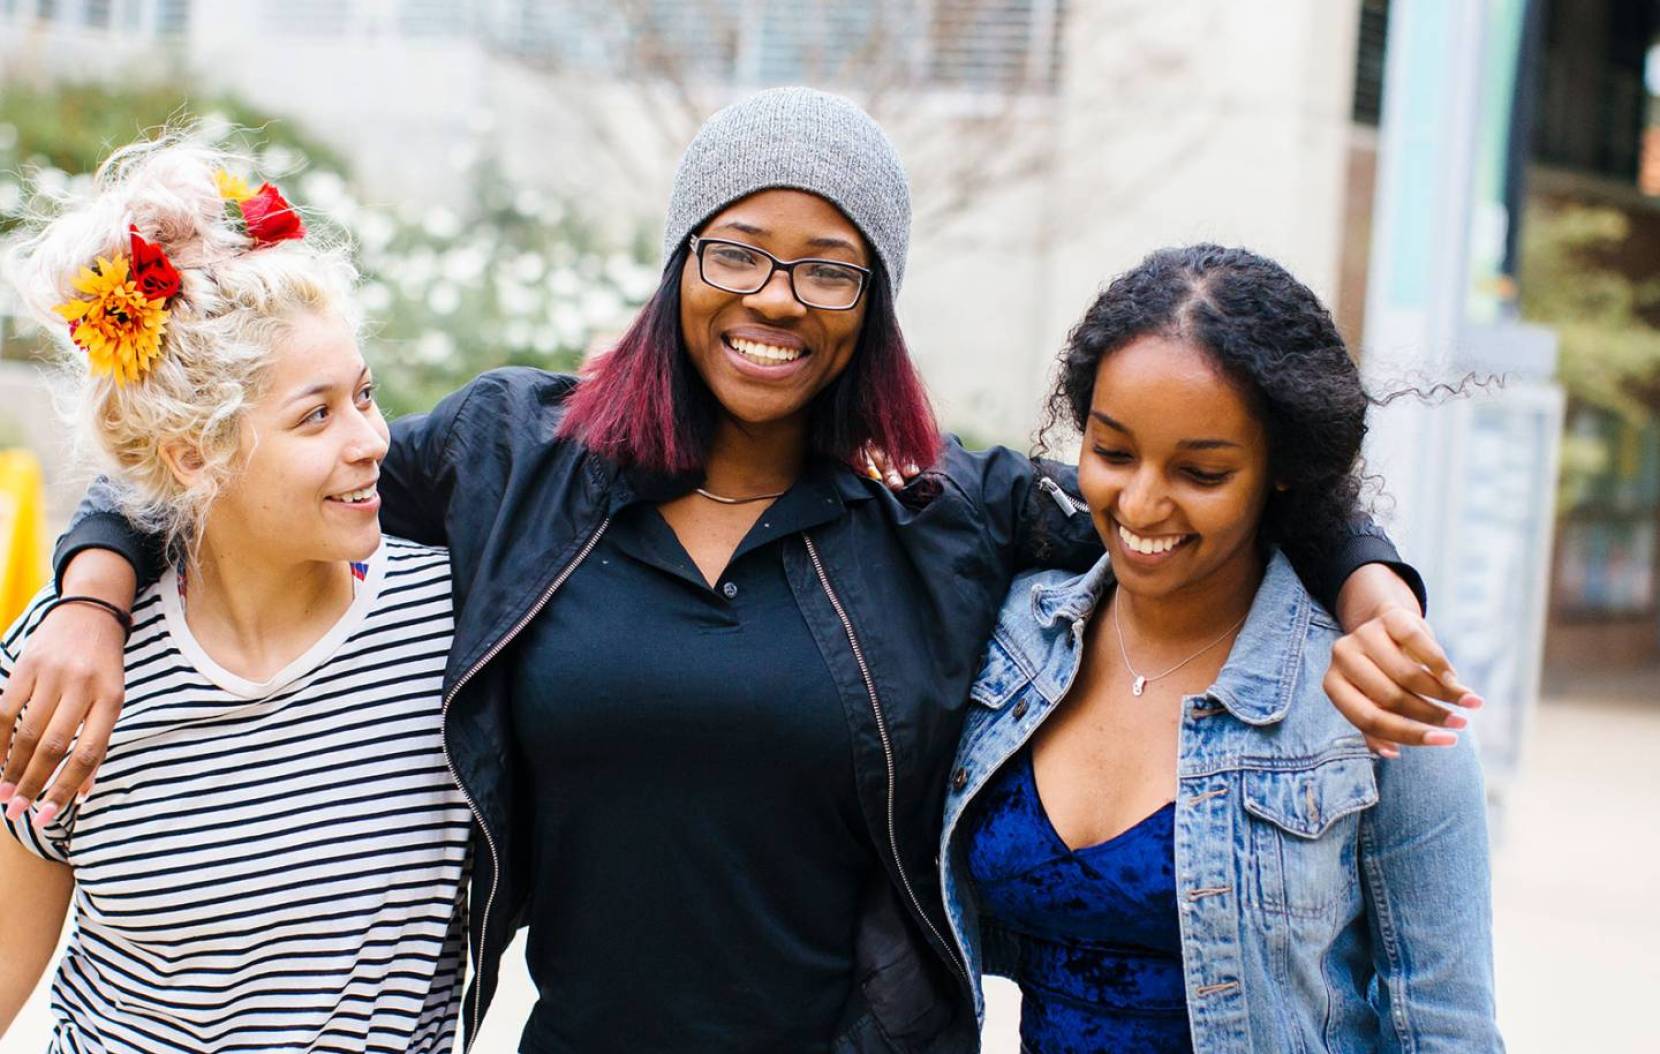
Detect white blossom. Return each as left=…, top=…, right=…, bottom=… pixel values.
left=428, top=282, right=462, bottom=316
left=423, top=208, right=463, bottom=240
left=415, top=331, right=456, bottom=364
left=359, top=281, right=393, bottom=314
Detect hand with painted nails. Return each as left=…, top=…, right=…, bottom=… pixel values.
left=857, top=442, right=921, bottom=493
left=0, top=552, right=132, bottom=827
left=1323, top=600, right=1483, bottom=757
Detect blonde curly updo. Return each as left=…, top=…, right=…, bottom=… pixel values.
left=3, top=128, right=361, bottom=560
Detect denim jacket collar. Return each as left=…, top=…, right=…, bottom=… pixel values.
left=1028, top=551, right=1116, bottom=629
left=1204, top=551, right=1320, bottom=727
left=1013, top=548, right=1317, bottom=725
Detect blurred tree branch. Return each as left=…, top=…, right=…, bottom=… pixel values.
left=489, top=0, right=1069, bottom=234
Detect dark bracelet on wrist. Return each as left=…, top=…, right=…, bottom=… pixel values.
left=44, top=595, right=134, bottom=640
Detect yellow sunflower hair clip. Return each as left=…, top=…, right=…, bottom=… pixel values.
left=52, top=226, right=182, bottom=385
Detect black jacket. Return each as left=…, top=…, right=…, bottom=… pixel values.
left=58, top=368, right=1420, bottom=1052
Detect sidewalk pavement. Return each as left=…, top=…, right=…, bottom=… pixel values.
left=4, top=677, right=1653, bottom=1052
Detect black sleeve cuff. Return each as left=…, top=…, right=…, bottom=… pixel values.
left=52, top=512, right=163, bottom=593
left=1327, top=531, right=1429, bottom=617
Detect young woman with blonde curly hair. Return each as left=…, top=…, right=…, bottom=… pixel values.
left=0, top=136, right=468, bottom=1052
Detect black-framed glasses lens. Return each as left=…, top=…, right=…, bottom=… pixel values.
left=697, top=240, right=866, bottom=309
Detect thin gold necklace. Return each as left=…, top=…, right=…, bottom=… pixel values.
left=1112, top=598, right=1249, bottom=698
left=694, top=486, right=787, bottom=505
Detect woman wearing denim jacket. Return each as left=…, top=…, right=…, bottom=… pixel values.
left=940, top=246, right=1503, bottom=1053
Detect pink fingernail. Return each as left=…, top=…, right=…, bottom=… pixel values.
left=1423, top=731, right=1458, bottom=746
left=1461, top=694, right=1486, bottom=710
left=0, top=782, right=15, bottom=803
left=1376, top=747, right=1400, bottom=760
left=5, top=797, right=30, bottom=822
left=1443, top=713, right=1469, bottom=730
left=31, top=802, right=58, bottom=828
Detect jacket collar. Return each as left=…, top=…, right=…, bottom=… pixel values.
left=1029, top=552, right=1116, bottom=628
left=1023, top=548, right=1313, bottom=726
left=1204, top=550, right=1313, bottom=726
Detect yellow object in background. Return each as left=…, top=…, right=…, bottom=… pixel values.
left=0, top=449, right=48, bottom=628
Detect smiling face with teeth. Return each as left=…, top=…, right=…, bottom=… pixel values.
left=178, top=310, right=391, bottom=570
left=1078, top=334, right=1275, bottom=604
left=679, top=189, right=869, bottom=437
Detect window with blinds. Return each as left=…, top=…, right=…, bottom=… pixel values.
left=260, top=0, right=349, bottom=36
left=398, top=0, right=472, bottom=37
left=153, top=0, right=187, bottom=33
left=0, top=0, right=190, bottom=33
left=1351, top=0, right=1389, bottom=127
left=491, top=0, right=1065, bottom=94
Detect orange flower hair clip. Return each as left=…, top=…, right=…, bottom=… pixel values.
left=52, top=226, right=182, bottom=385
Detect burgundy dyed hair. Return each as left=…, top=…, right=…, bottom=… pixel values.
left=557, top=244, right=940, bottom=475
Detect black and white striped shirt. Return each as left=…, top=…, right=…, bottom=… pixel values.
left=0, top=537, right=469, bottom=1053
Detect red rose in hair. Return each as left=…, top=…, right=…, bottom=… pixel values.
left=239, top=183, right=306, bottom=246
left=127, top=225, right=181, bottom=302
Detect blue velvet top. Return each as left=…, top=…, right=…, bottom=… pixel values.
left=965, top=747, right=1193, bottom=1054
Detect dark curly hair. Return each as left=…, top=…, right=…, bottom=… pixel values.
left=1037, top=244, right=1369, bottom=561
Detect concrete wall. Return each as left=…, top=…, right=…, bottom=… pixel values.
left=910, top=0, right=1368, bottom=444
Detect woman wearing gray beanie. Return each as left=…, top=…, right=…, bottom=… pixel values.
left=25, top=87, right=1447, bottom=1053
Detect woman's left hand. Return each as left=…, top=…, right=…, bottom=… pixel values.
left=1325, top=563, right=1484, bottom=757
left=1325, top=602, right=1484, bottom=758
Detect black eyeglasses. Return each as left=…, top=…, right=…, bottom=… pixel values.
left=689, top=236, right=872, bottom=310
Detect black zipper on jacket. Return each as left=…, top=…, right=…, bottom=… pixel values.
left=801, top=533, right=970, bottom=988
left=441, top=516, right=613, bottom=1051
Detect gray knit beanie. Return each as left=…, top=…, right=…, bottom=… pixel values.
left=662, top=87, right=911, bottom=297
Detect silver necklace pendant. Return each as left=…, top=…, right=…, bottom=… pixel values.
left=1113, top=597, right=1248, bottom=703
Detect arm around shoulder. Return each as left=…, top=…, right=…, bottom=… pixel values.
left=1360, top=736, right=1504, bottom=1051
left=379, top=375, right=487, bottom=546
left=1285, top=515, right=1428, bottom=624
left=931, top=439, right=1102, bottom=575
left=52, top=475, right=160, bottom=593
left=380, top=367, right=579, bottom=545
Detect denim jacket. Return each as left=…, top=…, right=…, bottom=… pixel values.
left=939, top=550, right=1503, bottom=1052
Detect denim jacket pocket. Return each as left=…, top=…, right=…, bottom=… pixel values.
left=968, top=635, right=1032, bottom=710
left=1241, top=755, right=1379, bottom=918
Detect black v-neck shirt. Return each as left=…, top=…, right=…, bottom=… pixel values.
left=509, top=466, right=877, bottom=1053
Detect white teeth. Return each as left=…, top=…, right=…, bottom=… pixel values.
left=331, top=485, right=376, bottom=504
left=730, top=337, right=804, bottom=364
left=1118, top=524, right=1186, bottom=555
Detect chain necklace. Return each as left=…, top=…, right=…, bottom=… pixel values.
left=1112, top=598, right=1249, bottom=698
left=694, top=486, right=787, bottom=505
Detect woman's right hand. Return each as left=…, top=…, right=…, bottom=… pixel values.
left=0, top=552, right=134, bottom=826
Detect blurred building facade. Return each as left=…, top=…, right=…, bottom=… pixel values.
left=0, top=0, right=1368, bottom=442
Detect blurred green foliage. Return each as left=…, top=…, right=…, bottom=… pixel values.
left=0, top=80, right=349, bottom=224
left=1520, top=201, right=1660, bottom=508
left=1521, top=202, right=1660, bottom=423
left=0, top=80, right=653, bottom=417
